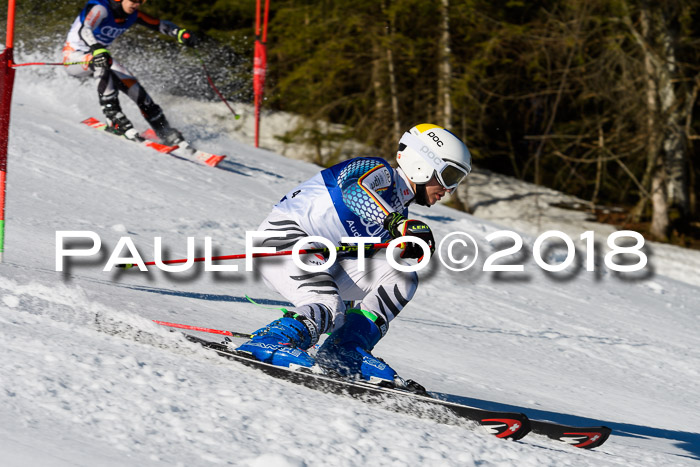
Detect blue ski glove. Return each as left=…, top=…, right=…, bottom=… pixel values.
left=177, top=29, right=199, bottom=47
left=90, top=44, right=112, bottom=70
left=383, top=212, right=435, bottom=260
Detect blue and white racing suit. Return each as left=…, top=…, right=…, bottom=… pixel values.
left=62, top=0, right=185, bottom=114
left=254, top=157, right=419, bottom=336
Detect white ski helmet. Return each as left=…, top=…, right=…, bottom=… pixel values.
left=396, top=123, right=472, bottom=189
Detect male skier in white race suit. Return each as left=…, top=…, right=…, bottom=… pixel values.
left=63, top=0, right=197, bottom=144
left=237, top=124, right=472, bottom=387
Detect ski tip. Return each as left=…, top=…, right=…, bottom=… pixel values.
left=202, top=154, right=226, bottom=167
left=559, top=427, right=612, bottom=449
left=530, top=421, right=612, bottom=449
left=116, top=263, right=134, bottom=269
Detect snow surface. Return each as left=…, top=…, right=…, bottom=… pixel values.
left=1, top=60, right=699, bottom=467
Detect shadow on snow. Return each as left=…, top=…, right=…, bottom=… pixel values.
left=121, top=283, right=292, bottom=307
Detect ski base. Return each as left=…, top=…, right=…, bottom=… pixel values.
left=185, top=334, right=611, bottom=449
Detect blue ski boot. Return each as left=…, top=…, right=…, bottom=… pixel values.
left=236, top=314, right=319, bottom=371
left=316, top=309, right=398, bottom=384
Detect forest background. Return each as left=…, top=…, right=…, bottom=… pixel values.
left=5, top=0, right=700, bottom=245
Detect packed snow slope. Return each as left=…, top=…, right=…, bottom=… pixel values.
left=1, top=65, right=699, bottom=467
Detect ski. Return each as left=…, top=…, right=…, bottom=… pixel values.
left=530, top=420, right=611, bottom=449
left=80, top=118, right=225, bottom=167
left=185, top=334, right=530, bottom=440
left=82, top=117, right=178, bottom=153
left=185, top=334, right=610, bottom=449
left=140, top=128, right=226, bottom=167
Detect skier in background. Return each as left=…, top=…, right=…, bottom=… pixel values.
left=237, top=124, right=472, bottom=388
left=63, top=0, right=198, bottom=144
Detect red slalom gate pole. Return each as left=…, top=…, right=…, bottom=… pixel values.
left=11, top=61, right=90, bottom=67
left=153, top=320, right=253, bottom=339
left=0, top=0, right=18, bottom=262
left=117, top=243, right=390, bottom=269
left=192, top=49, right=240, bottom=120
left=253, top=0, right=270, bottom=148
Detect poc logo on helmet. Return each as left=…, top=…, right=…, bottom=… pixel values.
left=420, top=145, right=441, bottom=162
left=427, top=131, right=444, bottom=147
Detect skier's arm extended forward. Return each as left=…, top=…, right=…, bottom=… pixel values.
left=137, top=11, right=198, bottom=46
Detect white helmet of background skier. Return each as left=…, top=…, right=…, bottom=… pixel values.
left=397, top=124, right=472, bottom=196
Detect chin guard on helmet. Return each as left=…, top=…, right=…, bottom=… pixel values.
left=396, top=124, right=472, bottom=189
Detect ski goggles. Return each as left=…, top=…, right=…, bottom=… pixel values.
left=436, top=161, right=470, bottom=190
